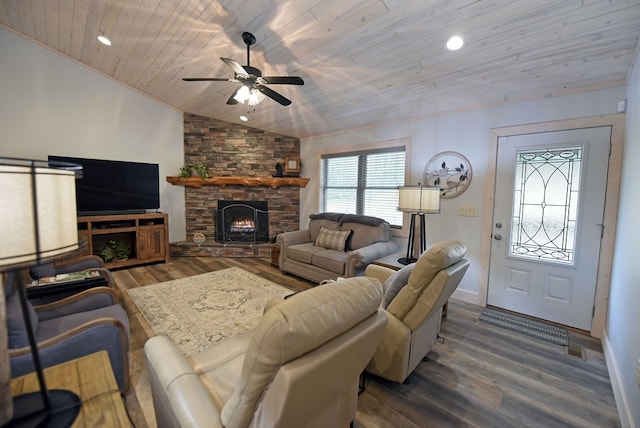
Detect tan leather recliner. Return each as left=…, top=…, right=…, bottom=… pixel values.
left=364, top=240, right=470, bottom=383
left=144, top=276, right=387, bottom=428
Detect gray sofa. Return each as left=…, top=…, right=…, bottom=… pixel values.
left=277, top=213, right=399, bottom=283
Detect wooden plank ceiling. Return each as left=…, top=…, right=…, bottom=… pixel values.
left=1, top=0, right=639, bottom=139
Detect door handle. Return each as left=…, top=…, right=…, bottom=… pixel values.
left=494, top=234, right=502, bottom=241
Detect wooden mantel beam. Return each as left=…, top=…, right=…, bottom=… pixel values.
left=166, top=176, right=310, bottom=189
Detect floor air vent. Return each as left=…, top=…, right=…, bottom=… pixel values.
left=567, top=342, right=585, bottom=360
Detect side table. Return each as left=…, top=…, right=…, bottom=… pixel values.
left=26, top=271, right=108, bottom=300
left=271, top=243, right=280, bottom=267
left=372, top=251, right=408, bottom=271
left=10, top=350, right=131, bottom=427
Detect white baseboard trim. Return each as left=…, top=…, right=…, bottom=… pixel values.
left=451, top=288, right=479, bottom=305
left=602, top=330, right=635, bottom=428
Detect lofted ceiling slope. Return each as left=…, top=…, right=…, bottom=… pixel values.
left=1, top=0, right=639, bottom=139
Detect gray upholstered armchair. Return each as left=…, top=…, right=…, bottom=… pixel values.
left=145, top=276, right=387, bottom=428
left=364, top=240, right=470, bottom=383
left=5, top=274, right=130, bottom=391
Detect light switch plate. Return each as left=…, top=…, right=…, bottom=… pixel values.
left=458, top=205, right=479, bottom=217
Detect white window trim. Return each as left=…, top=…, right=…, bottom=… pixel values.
left=317, top=137, right=413, bottom=238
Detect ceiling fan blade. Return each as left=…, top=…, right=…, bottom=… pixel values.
left=183, top=77, right=237, bottom=82
left=226, top=86, right=241, bottom=105
left=262, top=76, right=304, bottom=85
left=258, top=85, right=292, bottom=106
left=221, top=57, right=248, bottom=76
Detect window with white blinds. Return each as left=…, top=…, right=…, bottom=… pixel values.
left=320, top=147, right=406, bottom=227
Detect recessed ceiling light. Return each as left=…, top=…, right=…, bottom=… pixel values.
left=446, top=35, right=464, bottom=51
left=97, top=35, right=111, bottom=46
left=240, top=115, right=248, bottom=122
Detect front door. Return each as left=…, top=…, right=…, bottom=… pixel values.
left=487, top=127, right=611, bottom=330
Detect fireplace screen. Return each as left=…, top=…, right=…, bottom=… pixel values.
left=216, top=200, right=269, bottom=244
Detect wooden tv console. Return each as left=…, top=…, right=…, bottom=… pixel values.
left=77, top=212, right=169, bottom=269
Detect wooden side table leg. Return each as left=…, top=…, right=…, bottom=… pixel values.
left=270, top=244, right=280, bottom=267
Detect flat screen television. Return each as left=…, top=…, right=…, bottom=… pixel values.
left=48, top=155, right=160, bottom=216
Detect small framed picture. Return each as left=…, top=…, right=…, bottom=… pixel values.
left=284, top=157, right=300, bottom=174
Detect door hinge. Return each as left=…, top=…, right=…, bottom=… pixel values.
left=593, top=305, right=596, bottom=317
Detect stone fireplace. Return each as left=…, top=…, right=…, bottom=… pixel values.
left=169, top=113, right=305, bottom=258
left=216, top=200, right=269, bottom=244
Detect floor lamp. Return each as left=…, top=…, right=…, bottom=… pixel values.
left=0, top=157, right=82, bottom=427
left=397, top=185, right=441, bottom=265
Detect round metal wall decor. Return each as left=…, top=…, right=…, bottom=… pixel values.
left=423, top=151, right=472, bottom=198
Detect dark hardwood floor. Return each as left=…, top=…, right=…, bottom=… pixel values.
left=111, top=257, right=620, bottom=428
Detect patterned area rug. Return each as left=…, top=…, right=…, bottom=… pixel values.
left=127, top=267, right=293, bottom=355
left=479, top=307, right=569, bottom=346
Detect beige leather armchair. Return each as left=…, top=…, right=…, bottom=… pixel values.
left=144, top=276, right=387, bottom=428
left=364, top=240, right=470, bottom=383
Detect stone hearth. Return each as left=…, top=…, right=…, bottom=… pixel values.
left=170, top=241, right=273, bottom=258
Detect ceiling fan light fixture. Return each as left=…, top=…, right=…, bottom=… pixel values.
left=184, top=32, right=303, bottom=107
left=234, top=85, right=251, bottom=103
left=234, top=86, right=265, bottom=106
left=446, top=35, right=464, bottom=51
left=248, top=89, right=265, bottom=105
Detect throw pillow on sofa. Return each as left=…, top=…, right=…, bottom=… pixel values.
left=382, top=263, right=415, bottom=308
left=314, top=227, right=352, bottom=251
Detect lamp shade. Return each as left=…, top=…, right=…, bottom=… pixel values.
left=0, top=159, right=79, bottom=268
left=233, top=85, right=251, bottom=103
left=398, top=185, right=441, bottom=213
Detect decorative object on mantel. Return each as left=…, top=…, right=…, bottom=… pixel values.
left=179, top=164, right=193, bottom=178
left=166, top=176, right=310, bottom=188
left=423, top=151, right=472, bottom=198
left=179, top=162, right=211, bottom=179
left=193, top=232, right=206, bottom=245
left=284, top=156, right=301, bottom=175
left=192, top=162, right=211, bottom=178
left=273, top=162, right=284, bottom=177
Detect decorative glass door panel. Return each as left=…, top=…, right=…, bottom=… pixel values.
left=510, top=147, right=582, bottom=265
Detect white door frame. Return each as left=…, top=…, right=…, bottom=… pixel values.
left=479, top=114, right=625, bottom=338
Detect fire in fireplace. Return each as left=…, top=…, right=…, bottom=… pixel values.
left=216, top=200, right=269, bottom=244
left=230, top=219, right=256, bottom=233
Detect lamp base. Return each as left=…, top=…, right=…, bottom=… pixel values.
left=397, top=257, right=417, bottom=265
left=9, top=390, right=80, bottom=428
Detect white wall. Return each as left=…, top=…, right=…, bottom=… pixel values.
left=0, top=28, right=186, bottom=242
left=300, top=87, right=626, bottom=302
left=605, top=54, right=640, bottom=427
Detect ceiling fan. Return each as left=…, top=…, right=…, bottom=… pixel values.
left=183, top=32, right=304, bottom=107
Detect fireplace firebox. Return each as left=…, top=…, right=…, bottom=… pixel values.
left=216, top=200, right=269, bottom=244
